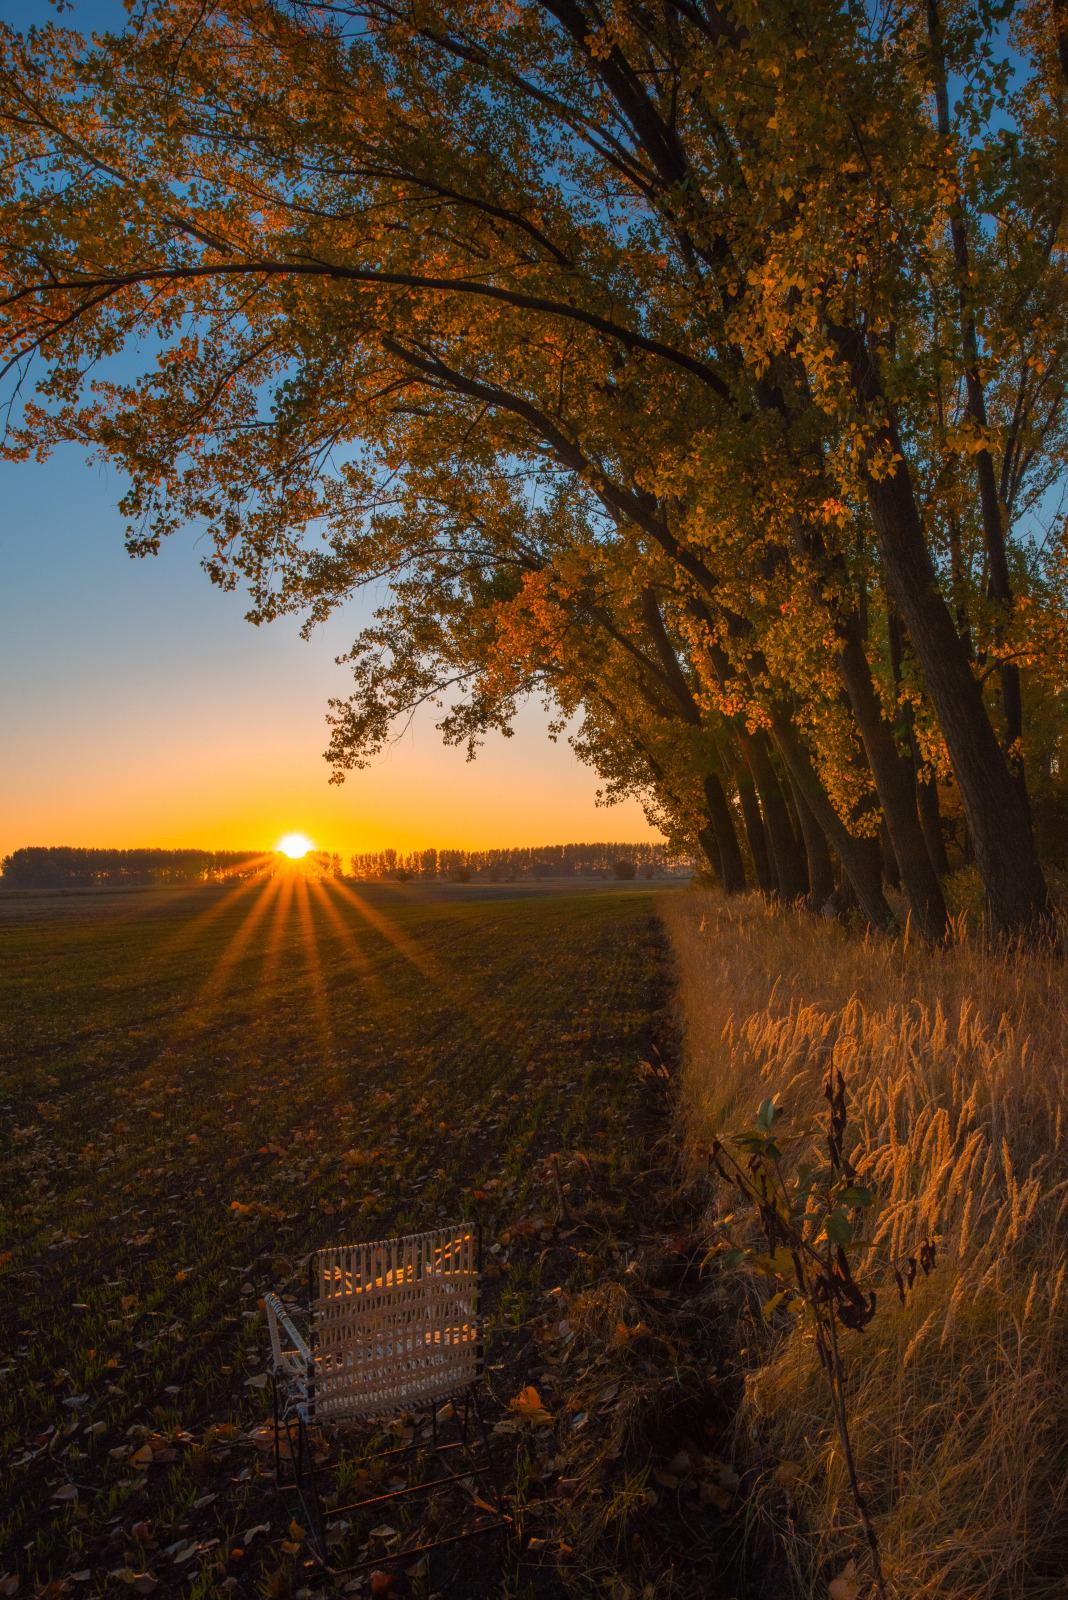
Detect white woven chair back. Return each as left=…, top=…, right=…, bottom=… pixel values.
left=312, top=1224, right=480, bottom=1420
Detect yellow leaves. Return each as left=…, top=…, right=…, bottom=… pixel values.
left=509, top=1384, right=554, bottom=1423
left=280, top=1518, right=308, bottom=1554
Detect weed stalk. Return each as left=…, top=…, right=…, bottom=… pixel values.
left=711, top=1072, right=889, bottom=1598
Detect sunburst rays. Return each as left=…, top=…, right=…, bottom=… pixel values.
left=144, top=862, right=463, bottom=1061
left=293, top=873, right=334, bottom=1050
left=161, top=855, right=276, bottom=954
left=325, top=878, right=447, bottom=987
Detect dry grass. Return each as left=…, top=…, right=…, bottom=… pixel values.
left=661, top=888, right=1068, bottom=1600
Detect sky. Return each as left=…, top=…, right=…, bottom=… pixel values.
left=0, top=444, right=658, bottom=862
left=0, top=5, right=664, bottom=864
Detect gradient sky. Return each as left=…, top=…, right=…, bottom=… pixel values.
left=0, top=444, right=659, bottom=861
left=0, top=1, right=660, bottom=862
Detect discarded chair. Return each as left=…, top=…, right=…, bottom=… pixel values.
left=264, top=1223, right=507, bottom=1577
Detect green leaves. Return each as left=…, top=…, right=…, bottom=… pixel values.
left=819, top=1209, right=853, bottom=1247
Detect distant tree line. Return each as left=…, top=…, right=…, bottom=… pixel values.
left=0, top=847, right=266, bottom=888
left=348, top=842, right=693, bottom=882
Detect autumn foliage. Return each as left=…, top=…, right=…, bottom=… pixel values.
left=2, top=0, right=1068, bottom=942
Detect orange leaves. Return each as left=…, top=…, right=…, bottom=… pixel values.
left=229, top=1199, right=284, bottom=1225
left=339, top=1148, right=373, bottom=1169
left=509, top=1384, right=554, bottom=1424
left=608, top=1320, right=650, bottom=1350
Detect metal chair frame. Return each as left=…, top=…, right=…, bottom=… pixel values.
left=265, top=1223, right=509, bottom=1576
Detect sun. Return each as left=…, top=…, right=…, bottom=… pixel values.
left=276, top=832, right=314, bottom=860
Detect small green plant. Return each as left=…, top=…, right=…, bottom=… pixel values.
left=710, top=1071, right=918, bottom=1600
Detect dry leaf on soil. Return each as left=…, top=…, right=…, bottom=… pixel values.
left=829, top=1560, right=861, bottom=1600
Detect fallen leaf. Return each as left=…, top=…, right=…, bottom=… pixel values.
left=51, top=1486, right=78, bottom=1501
left=775, top=1460, right=803, bottom=1489
left=244, top=1374, right=269, bottom=1389
left=653, top=1469, right=679, bottom=1489
left=242, top=1525, right=270, bottom=1546
left=368, top=1525, right=398, bottom=1540
left=287, top=1521, right=307, bottom=1543
left=701, top=1482, right=734, bottom=1512
left=130, top=1446, right=153, bottom=1469
left=829, top=1562, right=861, bottom=1600
left=509, top=1386, right=553, bottom=1422
left=609, top=1321, right=649, bottom=1349
left=369, top=1574, right=393, bottom=1596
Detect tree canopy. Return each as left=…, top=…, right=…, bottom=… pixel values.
left=3, top=0, right=1068, bottom=939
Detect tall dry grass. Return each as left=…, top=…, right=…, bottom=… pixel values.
left=662, top=889, right=1068, bottom=1599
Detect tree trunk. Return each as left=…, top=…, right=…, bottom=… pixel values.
left=916, top=773, right=950, bottom=877
left=888, top=606, right=952, bottom=878
left=833, top=327, right=1055, bottom=942
left=770, top=712, right=894, bottom=929
left=789, top=778, right=836, bottom=908
left=879, top=820, right=901, bottom=890
left=837, top=620, right=948, bottom=939
left=926, top=0, right=1028, bottom=808
left=740, top=727, right=810, bottom=900
left=728, top=739, right=775, bottom=894
left=702, top=770, right=747, bottom=894
left=698, top=825, right=724, bottom=885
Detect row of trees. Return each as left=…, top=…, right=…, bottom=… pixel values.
left=348, top=842, right=689, bottom=879
left=0, top=847, right=267, bottom=888
left=3, top=0, right=1068, bottom=939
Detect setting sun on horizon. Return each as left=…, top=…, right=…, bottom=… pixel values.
left=276, top=831, right=314, bottom=859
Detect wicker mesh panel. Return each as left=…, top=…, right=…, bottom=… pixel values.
left=312, top=1226, right=480, bottom=1421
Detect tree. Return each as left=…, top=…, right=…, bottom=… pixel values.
left=2, top=0, right=1065, bottom=937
